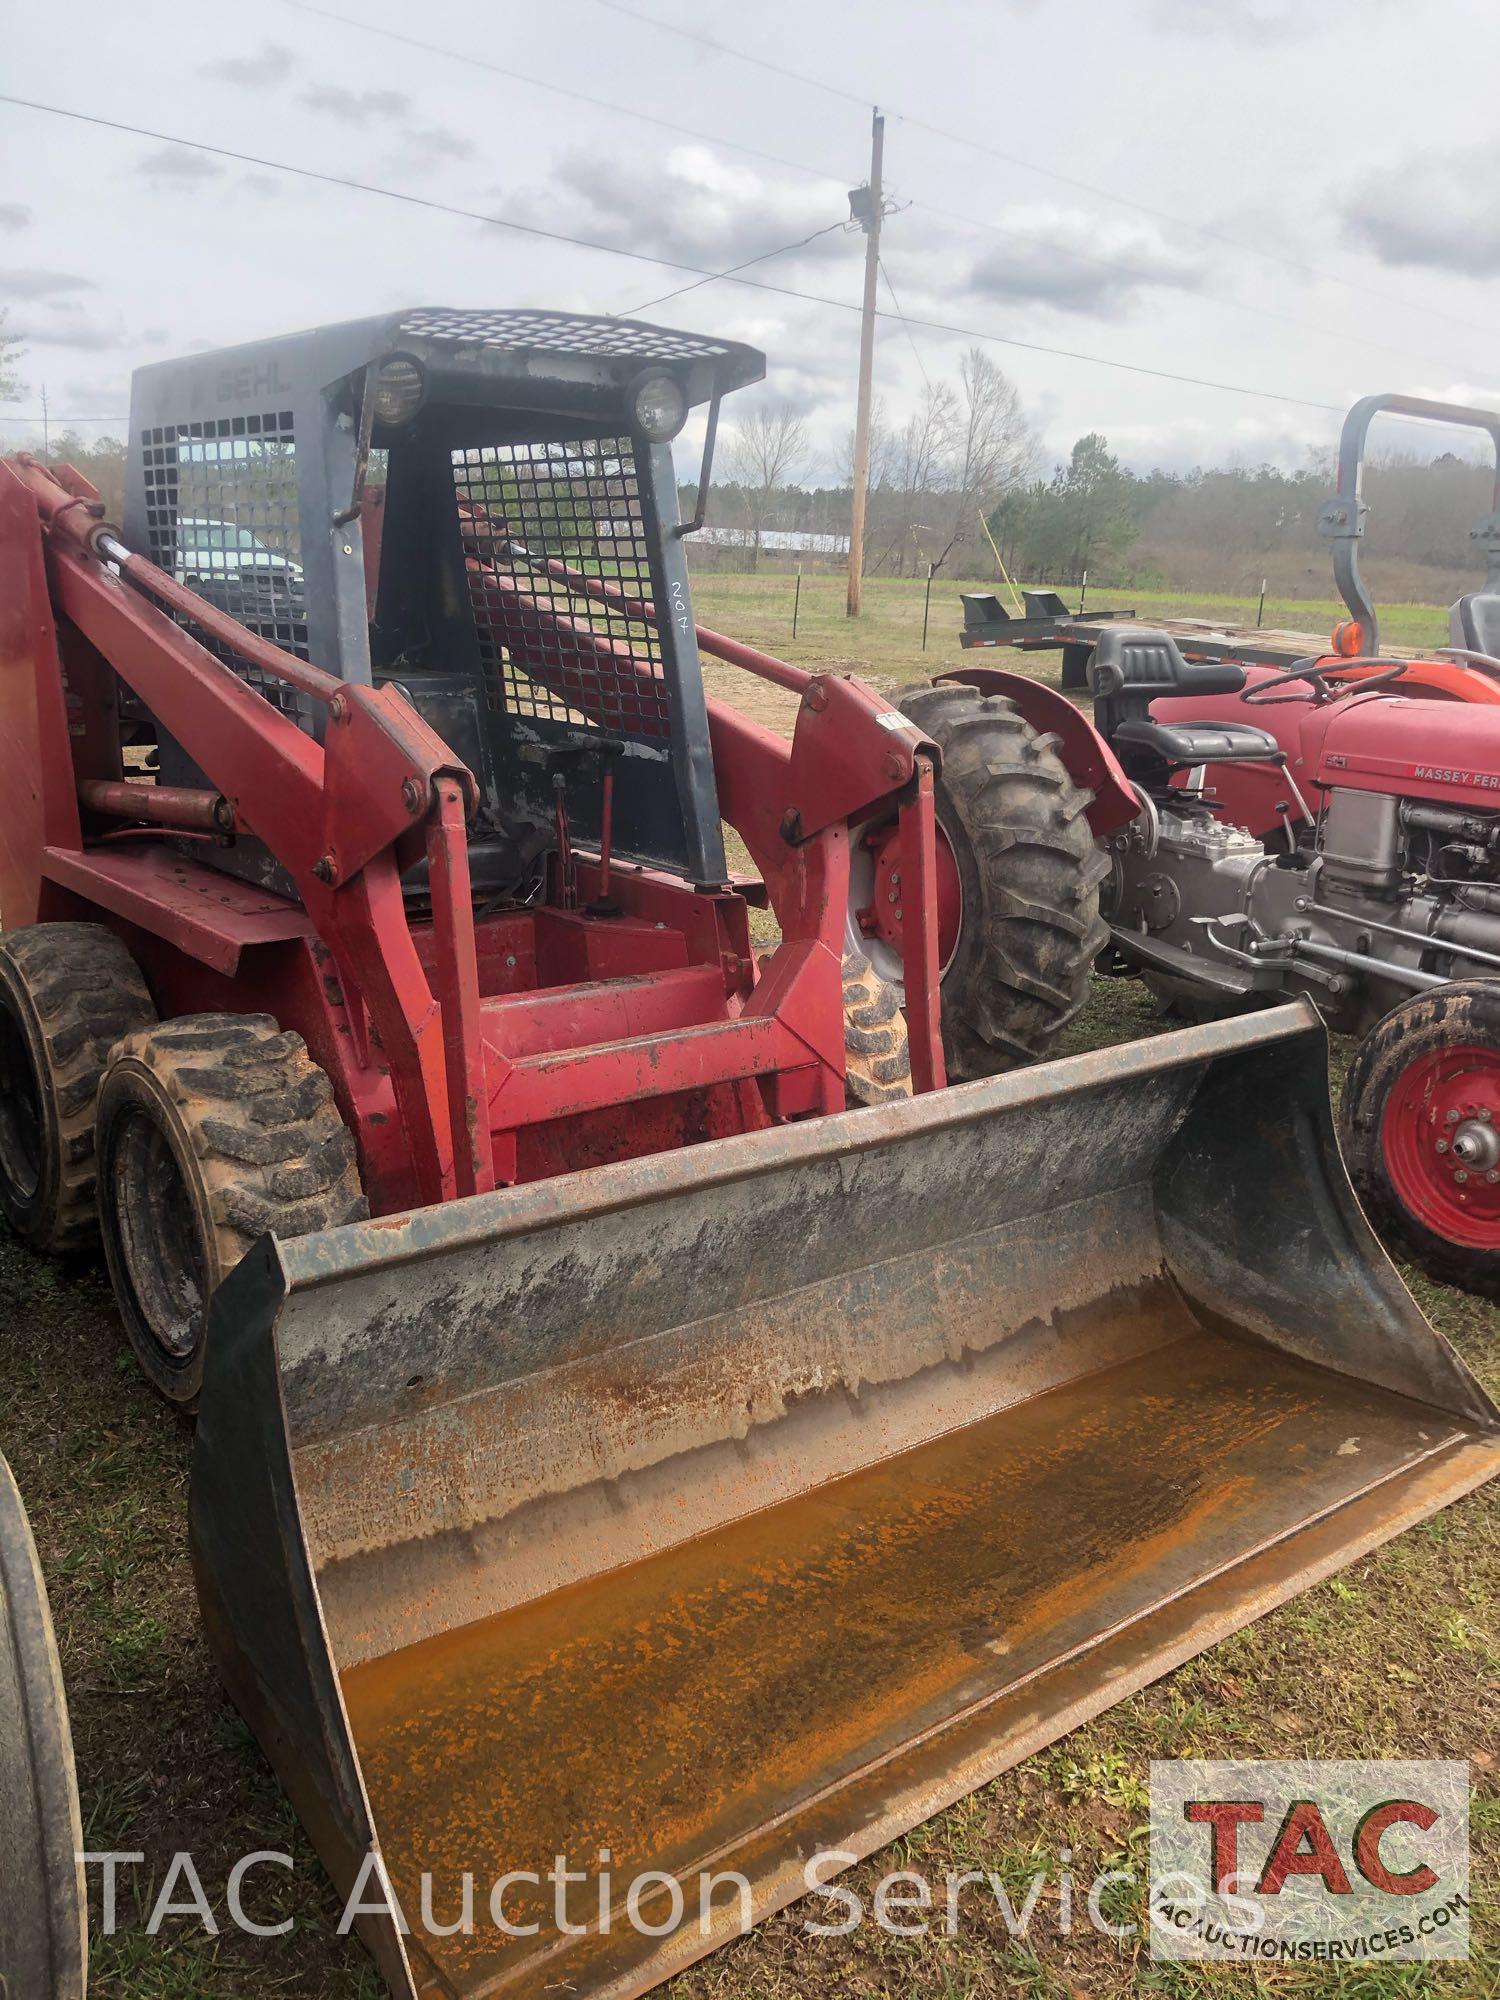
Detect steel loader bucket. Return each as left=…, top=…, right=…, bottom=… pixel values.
left=190, top=1000, right=1498, bottom=2000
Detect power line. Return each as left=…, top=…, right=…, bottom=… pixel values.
left=905, top=197, right=1475, bottom=380
left=596, top=0, right=870, bottom=108
left=620, top=218, right=847, bottom=317
left=0, top=92, right=1346, bottom=413
left=1, top=412, right=128, bottom=424
left=878, top=256, right=931, bottom=390
left=276, top=0, right=1478, bottom=380
left=279, top=0, right=850, bottom=186
left=595, top=0, right=1500, bottom=347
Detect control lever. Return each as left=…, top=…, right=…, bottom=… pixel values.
left=521, top=735, right=626, bottom=914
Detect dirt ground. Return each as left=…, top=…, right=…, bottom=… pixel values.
left=3, top=571, right=1495, bottom=1997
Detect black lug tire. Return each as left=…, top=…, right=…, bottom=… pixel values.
left=95, top=1014, right=367, bottom=1408
left=1341, top=980, right=1500, bottom=1301
left=842, top=951, right=912, bottom=1106
left=0, top=924, right=156, bottom=1253
left=896, top=684, right=1110, bottom=1080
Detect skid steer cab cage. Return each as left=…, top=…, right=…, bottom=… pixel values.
left=190, top=1001, right=1498, bottom=2000
left=4, top=308, right=953, bottom=1210
left=121, top=307, right=766, bottom=887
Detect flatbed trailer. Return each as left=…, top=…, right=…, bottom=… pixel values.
left=959, top=590, right=1427, bottom=689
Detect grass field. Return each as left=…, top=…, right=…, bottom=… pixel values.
left=688, top=571, right=1460, bottom=684
left=3, top=571, right=1496, bottom=1998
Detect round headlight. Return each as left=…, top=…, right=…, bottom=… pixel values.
left=372, top=354, right=426, bottom=428
left=631, top=371, right=688, bottom=443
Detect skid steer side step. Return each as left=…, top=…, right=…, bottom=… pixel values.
left=189, top=1001, right=1499, bottom=2000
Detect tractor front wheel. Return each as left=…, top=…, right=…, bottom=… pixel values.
left=1341, top=980, right=1500, bottom=1300
left=875, top=684, right=1108, bottom=1080
left=94, top=1014, right=366, bottom=1408
left=0, top=924, right=156, bottom=1254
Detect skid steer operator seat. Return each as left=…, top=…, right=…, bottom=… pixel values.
left=1089, top=626, right=1282, bottom=775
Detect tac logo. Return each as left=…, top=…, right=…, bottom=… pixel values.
left=1148, top=1760, right=1470, bottom=1962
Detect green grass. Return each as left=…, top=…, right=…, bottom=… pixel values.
left=688, top=571, right=1456, bottom=684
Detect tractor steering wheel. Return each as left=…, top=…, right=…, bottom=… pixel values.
left=1241, top=657, right=1411, bottom=706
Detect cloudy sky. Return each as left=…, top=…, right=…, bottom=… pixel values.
left=2, top=0, right=1498, bottom=476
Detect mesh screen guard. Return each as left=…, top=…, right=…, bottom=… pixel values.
left=453, top=436, right=673, bottom=743
left=139, top=414, right=311, bottom=720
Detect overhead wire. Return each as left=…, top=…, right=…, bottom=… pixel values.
left=0, top=90, right=1349, bottom=414
left=274, top=0, right=1479, bottom=379
left=0, top=413, right=129, bottom=424
left=595, top=0, right=1500, bottom=345
left=279, top=0, right=850, bottom=185
left=619, top=218, right=848, bottom=317
left=877, top=256, right=931, bottom=391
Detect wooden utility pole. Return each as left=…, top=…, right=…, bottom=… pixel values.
left=846, top=108, right=884, bottom=619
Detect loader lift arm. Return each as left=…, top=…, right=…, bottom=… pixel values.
left=14, top=452, right=492, bottom=1203
left=10, top=446, right=951, bottom=1211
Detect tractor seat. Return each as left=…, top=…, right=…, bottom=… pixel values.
left=1113, top=718, right=1283, bottom=766
left=1089, top=625, right=1247, bottom=699
left=1448, top=591, right=1500, bottom=657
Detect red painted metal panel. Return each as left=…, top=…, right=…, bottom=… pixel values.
left=1309, top=695, right=1500, bottom=809
left=900, top=757, right=946, bottom=1094
left=41, top=845, right=313, bottom=976
left=489, top=1016, right=805, bottom=1126
left=427, top=779, right=495, bottom=1197
left=1152, top=670, right=1500, bottom=830
left=0, top=463, right=80, bottom=924
left=782, top=675, right=930, bottom=840
left=532, top=907, right=689, bottom=988
left=482, top=965, right=728, bottom=1061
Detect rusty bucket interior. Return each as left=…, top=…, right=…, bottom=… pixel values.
left=0, top=1451, right=87, bottom=2000
left=189, top=1001, right=1499, bottom=2000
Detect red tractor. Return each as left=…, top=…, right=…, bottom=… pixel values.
left=1087, top=401, right=1500, bottom=1295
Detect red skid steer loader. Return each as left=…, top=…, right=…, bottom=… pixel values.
left=0, top=312, right=1494, bottom=1998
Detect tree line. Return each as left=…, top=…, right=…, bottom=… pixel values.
left=696, top=338, right=1499, bottom=598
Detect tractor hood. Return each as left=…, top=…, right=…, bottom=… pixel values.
left=1304, top=693, right=1500, bottom=810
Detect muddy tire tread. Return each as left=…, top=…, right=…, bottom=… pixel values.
left=0, top=923, right=155, bottom=1250
left=105, top=1014, right=367, bottom=1279
left=896, top=685, right=1109, bottom=1079
left=842, top=952, right=913, bottom=1106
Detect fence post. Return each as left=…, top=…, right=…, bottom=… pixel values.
left=921, top=562, right=935, bottom=652
left=1256, top=577, right=1267, bottom=628
left=1079, top=569, right=1088, bottom=616
left=792, top=565, right=803, bottom=640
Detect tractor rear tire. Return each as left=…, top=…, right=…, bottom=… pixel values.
left=0, top=924, right=156, bottom=1254
left=842, top=951, right=912, bottom=1106
left=1341, top=981, right=1500, bottom=1301
left=896, top=684, right=1109, bottom=1080
left=94, top=1014, right=366, bottom=1408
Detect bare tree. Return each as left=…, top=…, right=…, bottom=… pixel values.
left=725, top=401, right=810, bottom=568
left=836, top=396, right=893, bottom=493
left=876, top=383, right=958, bottom=576
left=928, top=349, right=1039, bottom=575
left=0, top=311, right=24, bottom=404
